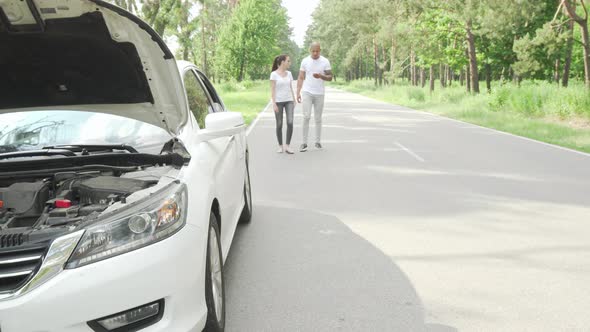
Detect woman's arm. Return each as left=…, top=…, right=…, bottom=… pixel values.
left=270, top=79, right=278, bottom=112
left=290, top=73, right=296, bottom=103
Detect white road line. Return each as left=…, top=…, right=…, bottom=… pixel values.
left=246, top=101, right=271, bottom=137
left=395, top=142, right=425, bottom=162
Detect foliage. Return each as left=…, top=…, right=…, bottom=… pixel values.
left=215, top=0, right=290, bottom=81
left=305, top=0, right=590, bottom=90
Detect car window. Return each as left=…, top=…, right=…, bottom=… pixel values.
left=196, top=71, right=224, bottom=111
left=183, top=70, right=211, bottom=128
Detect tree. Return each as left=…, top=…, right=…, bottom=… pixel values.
left=562, top=0, right=590, bottom=88
left=215, top=0, right=289, bottom=81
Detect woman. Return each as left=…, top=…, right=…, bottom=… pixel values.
left=270, top=54, right=296, bottom=154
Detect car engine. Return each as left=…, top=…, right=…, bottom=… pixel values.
left=0, top=169, right=167, bottom=246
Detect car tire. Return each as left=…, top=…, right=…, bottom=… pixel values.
left=238, top=156, right=252, bottom=224
left=204, top=212, right=225, bottom=332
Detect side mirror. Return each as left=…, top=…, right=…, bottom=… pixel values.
left=198, top=111, right=245, bottom=142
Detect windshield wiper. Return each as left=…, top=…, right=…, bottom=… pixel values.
left=0, top=145, right=18, bottom=153
left=42, top=144, right=138, bottom=154
left=0, top=149, right=76, bottom=160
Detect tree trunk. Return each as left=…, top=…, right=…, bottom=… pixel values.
left=581, top=23, right=590, bottom=88
left=440, top=63, right=446, bottom=87
left=421, top=68, right=426, bottom=87
left=238, top=50, right=245, bottom=81
left=367, top=46, right=372, bottom=80
left=380, top=44, right=385, bottom=86
left=229, top=0, right=239, bottom=9
left=485, top=63, right=492, bottom=93
left=466, top=66, right=471, bottom=93
left=373, top=37, right=379, bottom=86
left=390, top=39, right=396, bottom=85
left=460, top=69, right=464, bottom=86
left=447, top=66, right=453, bottom=86
left=554, top=59, right=561, bottom=84
left=429, top=65, right=435, bottom=93
left=563, top=0, right=590, bottom=88
left=465, top=48, right=471, bottom=92
left=410, top=50, right=418, bottom=86
left=201, top=1, right=208, bottom=74
left=466, top=19, right=480, bottom=93
left=359, top=57, right=363, bottom=79
left=510, top=67, right=520, bottom=85
left=563, top=19, right=574, bottom=87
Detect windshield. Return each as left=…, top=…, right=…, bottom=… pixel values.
left=0, top=111, right=172, bottom=154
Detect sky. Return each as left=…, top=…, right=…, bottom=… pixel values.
left=282, top=0, right=320, bottom=47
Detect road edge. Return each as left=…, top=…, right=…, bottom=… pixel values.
left=246, top=101, right=270, bottom=137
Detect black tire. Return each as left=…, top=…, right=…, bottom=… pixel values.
left=204, top=212, right=225, bottom=332
left=238, top=155, right=252, bottom=224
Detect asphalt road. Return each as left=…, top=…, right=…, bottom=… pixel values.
left=224, top=87, right=590, bottom=331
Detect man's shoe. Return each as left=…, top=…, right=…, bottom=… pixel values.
left=300, top=144, right=308, bottom=152
left=315, top=142, right=322, bottom=149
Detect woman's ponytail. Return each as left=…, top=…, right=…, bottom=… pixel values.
left=271, top=54, right=288, bottom=72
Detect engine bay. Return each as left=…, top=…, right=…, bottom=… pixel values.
left=0, top=167, right=170, bottom=234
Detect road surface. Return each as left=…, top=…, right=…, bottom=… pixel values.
left=224, top=87, right=590, bottom=331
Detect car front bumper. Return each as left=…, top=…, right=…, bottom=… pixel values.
left=0, top=223, right=208, bottom=332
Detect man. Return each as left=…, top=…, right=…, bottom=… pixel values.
left=297, top=42, right=332, bottom=152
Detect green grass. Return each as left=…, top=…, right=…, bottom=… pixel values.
left=332, top=79, right=590, bottom=153
left=215, top=80, right=269, bottom=125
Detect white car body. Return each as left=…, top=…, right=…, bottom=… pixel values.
left=0, top=1, right=250, bottom=331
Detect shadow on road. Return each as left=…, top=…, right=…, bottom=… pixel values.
left=224, top=205, right=456, bottom=332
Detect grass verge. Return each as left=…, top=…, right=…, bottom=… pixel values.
left=216, top=80, right=269, bottom=125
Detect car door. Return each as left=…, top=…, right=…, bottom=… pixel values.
left=195, top=69, right=246, bottom=169
left=195, top=71, right=245, bottom=228
left=182, top=68, right=242, bottom=244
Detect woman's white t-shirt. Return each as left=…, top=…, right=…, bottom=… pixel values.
left=270, top=71, right=294, bottom=103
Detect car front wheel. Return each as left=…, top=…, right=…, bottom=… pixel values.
left=204, top=212, right=225, bottom=332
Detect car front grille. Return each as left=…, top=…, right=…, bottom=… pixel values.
left=0, top=244, right=46, bottom=293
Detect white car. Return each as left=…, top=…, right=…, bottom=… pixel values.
left=0, top=1, right=252, bottom=331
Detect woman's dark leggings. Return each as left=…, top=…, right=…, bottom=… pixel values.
left=275, top=101, right=294, bottom=145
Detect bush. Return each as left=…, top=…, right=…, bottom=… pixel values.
left=489, top=86, right=510, bottom=111
left=335, top=79, right=590, bottom=122
left=407, top=87, right=425, bottom=102
left=439, top=89, right=466, bottom=104
left=218, top=79, right=241, bottom=93
left=242, top=80, right=256, bottom=89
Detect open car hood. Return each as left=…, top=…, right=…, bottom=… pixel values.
left=0, top=0, right=187, bottom=135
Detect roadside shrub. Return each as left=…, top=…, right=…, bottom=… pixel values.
left=439, top=88, right=466, bottom=104
left=349, top=79, right=378, bottom=92
left=505, top=85, right=545, bottom=116
left=242, top=80, right=256, bottom=89
left=407, top=87, right=425, bottom=102
left=489, top=86, right=510, bottom=111
left=218, top=79, right=241, bottom=93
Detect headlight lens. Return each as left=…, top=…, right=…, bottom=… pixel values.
left=66, top=183, right=187, bottom=269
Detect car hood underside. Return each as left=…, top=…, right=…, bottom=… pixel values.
left=0, top=0, right=188, bottom=135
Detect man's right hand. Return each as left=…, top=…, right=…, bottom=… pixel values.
left=297, top=94, right=302, bottom=103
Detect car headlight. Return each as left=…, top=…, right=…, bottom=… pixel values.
left=66, top=182, right=187, bottom=269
